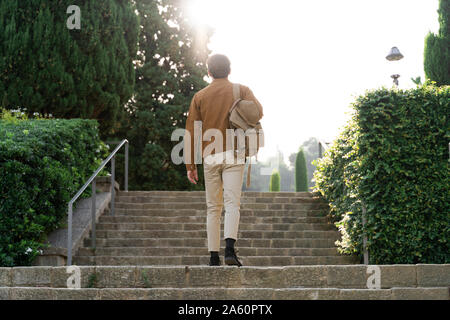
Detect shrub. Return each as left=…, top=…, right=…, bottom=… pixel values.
left=0, top=116, right=108, bottom=266
left=314, top=84, right=450, bottom=264
left=269, top=170, right=281, bottom=192
left=295, top=148, right=308, bottom=192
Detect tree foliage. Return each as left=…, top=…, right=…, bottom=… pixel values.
left=269, top=170, right=281, bottom=192
left=0, top=0, right=139, bottom=135
left=289, top=137, right=320, bottom=189
left=424, top=0, right=449, bottom=85
left=110, top=0, right=211, bottom=190
left=295, top=148, right=308, bottom=192
left=314, top=84, right=449, bottom=264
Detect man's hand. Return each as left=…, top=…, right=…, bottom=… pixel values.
left=187, top=169, right=199, bottom=184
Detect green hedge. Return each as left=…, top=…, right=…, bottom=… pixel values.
left=0, top=118, right=107, bottom=266
left=314, top=84, right=449, bottom=264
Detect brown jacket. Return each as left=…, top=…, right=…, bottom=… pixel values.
left=184, top=78, right=263, bottom=171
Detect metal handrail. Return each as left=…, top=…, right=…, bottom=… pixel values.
left=67, top=139, right=129, bottom=265
left=317, top=139, right=369, bottom=264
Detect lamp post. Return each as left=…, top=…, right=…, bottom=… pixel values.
left=386, top=47, right=404, bottom=87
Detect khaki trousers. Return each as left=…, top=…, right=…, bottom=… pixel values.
left=203, top=151, right=246, bottom=252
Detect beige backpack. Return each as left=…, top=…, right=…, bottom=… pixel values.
left=228, top=83, right=264, bottom=187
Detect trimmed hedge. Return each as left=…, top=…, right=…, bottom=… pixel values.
left=314, top=84, right=449, bottom=264
left=0, top=118, right=107, bottom=266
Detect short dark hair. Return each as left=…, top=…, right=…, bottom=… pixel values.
left=207, top=54, right=231, bottom=79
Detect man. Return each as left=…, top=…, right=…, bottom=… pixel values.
left=184, top=54, right=263, bottom=266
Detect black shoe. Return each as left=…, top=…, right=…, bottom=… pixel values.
left=224, top=247, right=242, bottom=267
left=209, top=256, right=221, bottom=266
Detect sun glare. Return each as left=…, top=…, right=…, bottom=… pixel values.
left=185, top=0, right=218, bottom=27
left=181, top=0, right=440, bottom=162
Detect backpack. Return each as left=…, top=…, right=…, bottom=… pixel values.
left=228, top=83, right=264, bottom=187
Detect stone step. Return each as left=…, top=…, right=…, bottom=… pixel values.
left=114, top=196, right=324, bottom=204
left=76, top=247, right=341, bottom=257
left=117, top=191, right=316, bottom=198
left=113, top=202, right=328, bottom=211
left=73, top=255, right=357, bottom=266
left=93, top=230, right=341, bottom=240
left=98, top=215, right=329, bottom=224
left=111, top=208, right=329, bottom=218
left=69, top=190, right=353, bottom=269
left=84, top=237, right=339, bottom=249
left=3, top=265, right=449, bottom=290
left=94, top=222, right=335, bottom=232
left=2, top=286, right=449, bottom=300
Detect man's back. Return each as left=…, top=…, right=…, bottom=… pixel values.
left=184, top=77, right=263, bottom=171
left=184, top=53, right=263, bottom=267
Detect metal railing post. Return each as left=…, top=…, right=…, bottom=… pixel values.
left=67, top=203, right=73, bottom=266
left=91, top=179, right=96, bottom=248
left=111, top=155, right=115, bottom=216
left=362, top=203, right=369, bottom=265
left=125, top=142, right=129, bottom=192
left=65, top=139, right=128, bottom=266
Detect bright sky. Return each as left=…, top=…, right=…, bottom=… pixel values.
left=185, top=0, right=440, bottom=163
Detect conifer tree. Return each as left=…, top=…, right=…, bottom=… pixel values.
left=0, top=0, right=139, bottom=134
left=269, top=170, right=281, bottom=192
left=424, top=0, right=449, bottom=85
left=111, top=0, right=212, bottom=190
left=295, top=148, right=308, bottom=192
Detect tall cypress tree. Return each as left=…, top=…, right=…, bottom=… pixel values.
left=295, top=148, right=308, bottom=192
left=424, top=0, right=449, bottom=86
left=110, top=0, right=212, bottom=190
left=269, top=170, right=281, bottom=192
left=0, top=0, right=139, bottom=135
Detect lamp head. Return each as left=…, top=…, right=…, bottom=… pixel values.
left=386, top=47, right=404, bottom=61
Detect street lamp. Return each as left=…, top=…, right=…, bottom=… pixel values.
left=386, top=47, right=404, bottom=86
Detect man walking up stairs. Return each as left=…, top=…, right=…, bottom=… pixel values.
left=184, top=54, right=264, bottom=267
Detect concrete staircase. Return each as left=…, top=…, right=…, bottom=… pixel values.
left=74, top=191, right=358, bottom=266
left=1, top=265, right=449, bottom=300
left=2, top=191, right=448, bottom=300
